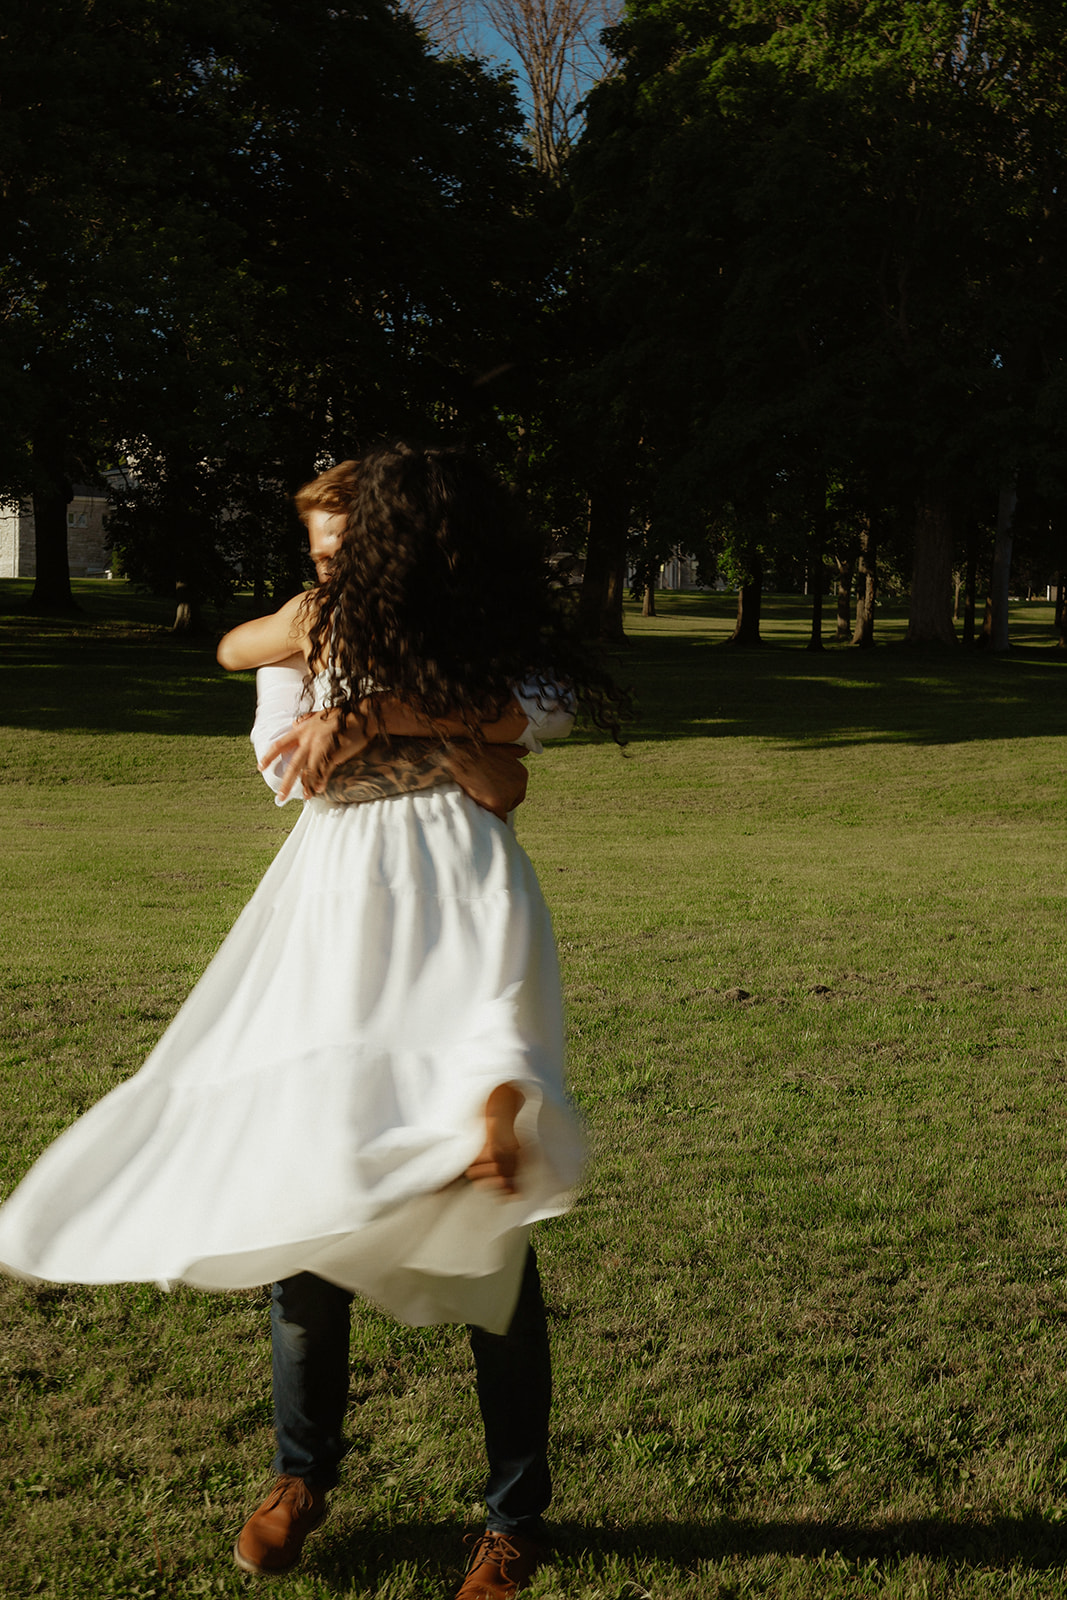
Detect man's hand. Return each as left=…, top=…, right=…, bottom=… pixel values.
left=444, top=744, right=528, bottom=819
left=260, top=708, right=371, bottom=803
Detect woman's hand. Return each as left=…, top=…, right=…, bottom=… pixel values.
left=465, top=1084, right=525, bottom=1197
left=260, top=708, right=372, bottom=802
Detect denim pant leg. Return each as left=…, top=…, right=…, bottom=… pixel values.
left=271, top=1272, right=353, bottom=1488
left=468, top=1246, right=552, bottom=1534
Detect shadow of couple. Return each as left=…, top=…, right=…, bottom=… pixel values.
left=305, top=1509, right=1067, bottom=1589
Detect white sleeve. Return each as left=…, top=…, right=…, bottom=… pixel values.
left=511, top=676, right=576, bottom=755
left=251, top=664, right=308, bottom=805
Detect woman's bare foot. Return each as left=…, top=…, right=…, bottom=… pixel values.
left=465, top=1083, right=525, bottom=1196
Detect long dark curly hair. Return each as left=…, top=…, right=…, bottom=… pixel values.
left=301, top=441, right=626, bottom=741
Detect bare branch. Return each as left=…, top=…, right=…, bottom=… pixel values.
left=401, top=0, right=621, bottom=175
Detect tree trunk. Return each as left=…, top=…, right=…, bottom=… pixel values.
left=906, top=498, right=957, bottom=644
left=729, top=552, right=763, bottom=646
left=1055, top=567, right=1065, bottom=646
left=988, top=480, right=1017, bottom=652
left=578, top=475, right=629, bottom=643
left=851, top=518, right=877, bottom=648
left=27, top=424, right=78, bottom=614
left=641, top=569, right=656, bottom=617
left=835, top=552, right=854, bottom=641
left=961, top=516, right=980, bottom=648
left=274, top=528, right=307, bottom=603
left=807, top=548, right=824, bottom=651
left=604, top=548, right=627, bottom=635
left=252, top=541, right=268, bottom=604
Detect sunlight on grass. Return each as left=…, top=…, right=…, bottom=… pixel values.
left=3, top=582, right=1067, bottom=1596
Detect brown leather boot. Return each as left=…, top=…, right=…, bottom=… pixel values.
left=454, top=1530, right=545, bottom=1600
left=233, top=1474, right=327, bottom=1576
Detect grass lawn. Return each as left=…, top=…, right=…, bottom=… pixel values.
left=2, top=579, right=1067, bottom=1598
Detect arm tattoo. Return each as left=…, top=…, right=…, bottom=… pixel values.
left=322, top=738, right=453, bottom=804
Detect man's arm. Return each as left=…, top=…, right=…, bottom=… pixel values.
left=324, top=742, right=452, bottom=803
left=261, top=696, right=531, bottom=804
left=363, top=695, right=529, bottom=745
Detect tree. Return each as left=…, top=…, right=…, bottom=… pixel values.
left=0, top=0, right=252, bottom=612
left=569, top=0, right=1067, bottom=648
left=409, top=0, right=620, bottom=175
left=2, top=0, right=538, bottom=621
left=406, top=0, right=635, bottom=646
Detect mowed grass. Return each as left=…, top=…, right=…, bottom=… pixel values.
left=3, top=579, right=1067, bottom=1598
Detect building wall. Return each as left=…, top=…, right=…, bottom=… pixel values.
left=660, top=551, right=704, bottom=590
left=0, top=492, right=110, bottom=578
left=0, top=502, right=36, bottom=578
left=0, top=505, right=18, bottom=578
left=66, top=492, right=110, bottom=576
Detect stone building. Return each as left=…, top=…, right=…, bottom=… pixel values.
left=658, top=549, right=705, bottom=590
left=0, top=487, right=111, bottom=578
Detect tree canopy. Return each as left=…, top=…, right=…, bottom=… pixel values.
left=568, top=0, right=1067, bottom=643
left=1, top=0, right=536, bottom=617
left=5, top=0, right=1066, bottom=645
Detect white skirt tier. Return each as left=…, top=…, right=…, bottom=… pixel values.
left=0, top=788, right=584, bottom=1333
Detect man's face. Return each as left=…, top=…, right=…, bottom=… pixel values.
left=306, top=509, right=346, bottom=584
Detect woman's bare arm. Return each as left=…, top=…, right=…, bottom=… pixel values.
left=217, top=593, right=309, bottom=672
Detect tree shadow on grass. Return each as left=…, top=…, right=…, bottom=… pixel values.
left=4, top=602, right=1067, bottom=751
left=306, top=1513, right=1067, bottom=1591
left=614, top=633, right=1067, bottom=751
left=1, top=629, right=257, bottom=739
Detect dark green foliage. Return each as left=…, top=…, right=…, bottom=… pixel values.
left=0, top=0, right=538, bottom=617
left=569, top=0, right=1067, bottom=642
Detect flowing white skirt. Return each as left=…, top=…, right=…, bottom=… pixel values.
left=0, top=788, right=584, bottom=1333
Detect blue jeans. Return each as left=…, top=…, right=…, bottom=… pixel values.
left=270, top=1247, right=551, bottom=1535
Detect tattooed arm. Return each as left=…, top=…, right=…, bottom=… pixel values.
left=322, top=739, right=452, bottom=805
left=246, top=650, right=531, bottom=820
left=321, top=739, right=528, bottom=820
left=263, top=695, right=533, bottom=815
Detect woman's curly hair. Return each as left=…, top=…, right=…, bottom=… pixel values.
left=301, top=441, right=626, bottom=741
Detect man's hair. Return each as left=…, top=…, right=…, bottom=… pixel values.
left=293, top=460, right=359, bottom=525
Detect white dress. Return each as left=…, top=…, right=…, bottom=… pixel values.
left=0, top=671, right=584, bottom=1334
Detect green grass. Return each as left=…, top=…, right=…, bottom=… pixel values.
left=3, top=580, right=1067, bottom=1597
